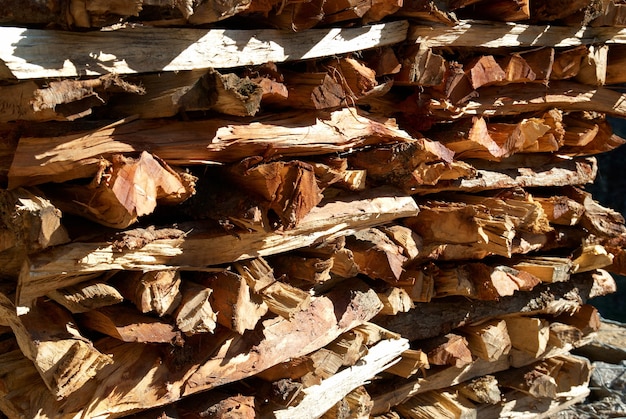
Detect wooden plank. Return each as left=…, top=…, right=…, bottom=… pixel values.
left=16, top=188, right=419, bottom=306
left=409, top=20, right=626, bottom=48
left=0, top=21, right=408, bottom=80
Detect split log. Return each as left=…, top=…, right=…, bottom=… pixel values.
left=203, top=270, right=268, bottom=334
left=534, top=196, right=585, bottom=226
left=459, top=319, right=512, bottom=361
left=8, top=108, right=415, bottom=188
left=78, top=305, right=183, bottom=344
left=576, top=45, right=609, bottom=85
left=111, top=270, right=182, bottom=317
left=374, top=271, right=613, bottom=342
left=273, top=338, right=409, bottom=419
left=0, top=21, right=409, bottom=79
left=385, top=349, right=429, bottom=379
left=47, top=278, right=124, bottom=313
left=530, top=0, right=594, bottom=23
left=459, top=0, right=530, bottom=21
left=377, top=287, right=414, bottom=315
left=395, top=390, right=476, bottom=419
left=409, top=20, right=626, bottom=48
left=271, top=254, right=333, bottom=286
left=497, top=53, right=537, bottom=83
left=174, top=281, right=218, bottom=335
left=0, top=280, right=383, bottom=417
left=512, top=256, right=572, bottom=283
left=551, top=46, right=588, bottom=80
left=428, top=81, right=626, bottom=119
left=392, top=0, right=458, bottom=25
left=346, top=228, right=408, bottom=283
left=419, top=333, right=473, bottom=368
left=0, top=294, right=113, bottom=400
left=395, top=45, right=447, bottom=86
left=261, top=281, right=312, bottom=320
left=45, top=151, right=197, bottom=229
left=455, top=375, right=502, bottom=405
left=606, top=45, right=626, bottom=84
left=233, top=257, right=276, bottom=293
left=504, top=316, right=550, bottom=358
left=321, top=386, right=373, bottom=419
left=465, top=55, right=506, bottom=89
left=16, top=188, right=419, bottom=306
left=322, top=0, right=371, bottom=25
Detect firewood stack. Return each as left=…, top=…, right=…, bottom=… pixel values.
left=0, top=0, right=625, bottom=417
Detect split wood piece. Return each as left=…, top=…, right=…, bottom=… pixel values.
left=261, top=281, right=312, bottom=320
left=548, top=322, right=585, bottom=349
left=534, top=196, right=585, bottom=226
left=16, top=188, right=419, bottom=306
left=530, top=0, right=595, bottom=23
left=408, top=155, right=597, bottom=195
left=137, top=392, right=257, bottom=419
left=8, top=108, right=415, bottom=188
left=45, top=151, right=197, bottom=229
left=262, top=0, right=324, bottom=31
left=504, top=316, right=550, bottom=358
left=0, top=21, right=409, bottom=80
left=399, top=269, right=435, bottom=302
left=385, top=349, right=429, bottom=379
left=187, top=0, right=254, bottom=25
left=552, top=304, right=601, bottom=336
left=364, top=0, right=403, bottom=23
left=497, top=53, right=537, bottom=83
left=265, top=71, right=346, bottom=110
left=575, top=188, right=626, bottom=245
left=550, top=46, right=588, bottom=80
left=427, top=81, right=626, bottom=119
left=331, top=248, right=361, bottom=279
left=561, top=113, right=622, bottom=155
left=394, top=45, right=447, bottom=86
left=47, top=278, right=123, bottom=314
left=353, top=322, right=402, bottom=345
left=0, top=294, right=112, bottom=400
left=455, top=375, right=502, bottom=405
left=392, top=0, right=458, bottom=25
left=518, top=47, right=555, bottom=81
left=346, top=228, right=408, bottom=283
left=78, top=305, right=183, bottom=345
left=374, top=270, right=612, bottom=342
left=0, top=188, right=69, bottom=278
left=320, top=386, right=373, bottom=419
left=377, top=287, right=414, bottom=315
left=381, top=225, right=423, bottom=261
left=576, top=45, right=609, bottom=86
left=466, top=55, right=506, bottom=89
left=271, top=254, right=334, bottom=286
left=273, top=338, right=409, bottom=419
left=111, top=269, right=182, bottom=317
left=326, top=329, right=369, bottom=368
left=0, top=280, right=383, bottom=418
left=455, top=0, right=530, bottom=21
left=322, top=0, right=371, bottom=25
left=409, top=20, right=626, bottom=48
left=227, top=158, right=322, bottom=230
left=0, top=75, right=144, bottom=123
left=459, top=319, right=511, bottom=362
left=591, top=0, right=626, bottom=26
left=607, top=246, right=626, bottom=275
left=233, top=257, right=277, bottom=293
left=363, top=47, right=402, bottom=76
left=441, top=61, right=478, bottom=105
left=174, top=281, right=217, bottom=336
left=300, top=348, right=348, bottom=388
left=203, top=270, right=268, bottom=335
left=433, top=263, right=540, bottom=300
left=418, top=333, right=473, bottom=368
left=324, top=57, right=378, bottom=99
left=347, top=141, right=476, bottom=193
left=497, top=355, right=592, bottom=399
left=572, top=244, right=614, bottom=273
left=606, top=45, right=626, bottom=85
left=512, top=256, right=572, bottom=283
left=369, top=332, right=592, bottom=416
left=395, top=390, right=476, bottom=419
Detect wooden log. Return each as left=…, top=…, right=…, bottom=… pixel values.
left=261, top=281, right=312, bottom=320
left=322, top=0, right=371, bottom=25
left=497, top=53, right=537, bottom=83
left=0, top=21, right=409, bottom=80
left=455, top=375, right=502, bottom=405
left=78, top=305, right=183, bottom=344
left=465, top=55, right=506, bottom=89
left=385, top=349, right=429, bottom=379
left=204, top=270, right=268, bottom=334
left=374, top=271, right=612, bottom=342
left=419, top=333, right=473, bottom=368
left=534, top=195, right=584, bottom=226
left=395, top=390, right=476, bottom=419
left=459, top=319, right=511, bottom=361
left=518, top=47, right=555, bottom=81
left=174, top=281, right=217, bottom=335
left=552, top=304, right=601, bottom=336
left=45, top=151, right=197, bottom=229
left=273, top=338, right=409, bottom=419
left=409, top=20, right=626, bottom=48
left=271, top=254, right=333, bottom=286
left=399, top=269, right=436, bottom=302
left=377, top=287, right=414, bottom=315
left=233, top=257, right=276, bottom=293
left=111, top=270, right=182, bottom=317
left=512, top=256, right=572, bottom=283
left=395, top=45, right=447, bottom=86
left=0, top=294, right=113, bottom=400
left=8, top=108, right=415, bottom=188
left=504, top=316, right=550, bottom=358
left=530, top=0, right=593, bottom=22
left=576, top=44, right=609, bottom=86
left=321, top=386, right=373, bottom=419
left=47, top=278, right=124, bottom=313
left=0, top=280, right=383, bottom=417
left=16, top=188, right=419, bottom=306
left=392, top=0, right=458, bottom=25
left=606, top=45, right=626, bottom=85
left=346, top=228, right=408, bottom=283
left=459, top=0, right=530, bottom=21
left=428, top=81, right=626, bottom=119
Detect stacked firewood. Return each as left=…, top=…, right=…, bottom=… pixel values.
left=0, top=0, right=625, bottom=417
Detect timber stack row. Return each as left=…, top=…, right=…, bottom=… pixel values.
left=0, top=0, right=625, bottom=417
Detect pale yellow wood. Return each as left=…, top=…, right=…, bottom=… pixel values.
left=410, top=20, right=626, bottom=47
left=0, top=21, right=409, bottom=80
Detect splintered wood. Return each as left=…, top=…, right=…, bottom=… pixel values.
left=0, top=0, right=624, bottom=418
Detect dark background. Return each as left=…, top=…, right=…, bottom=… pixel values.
left=587, top=114, right=626, bottom=322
